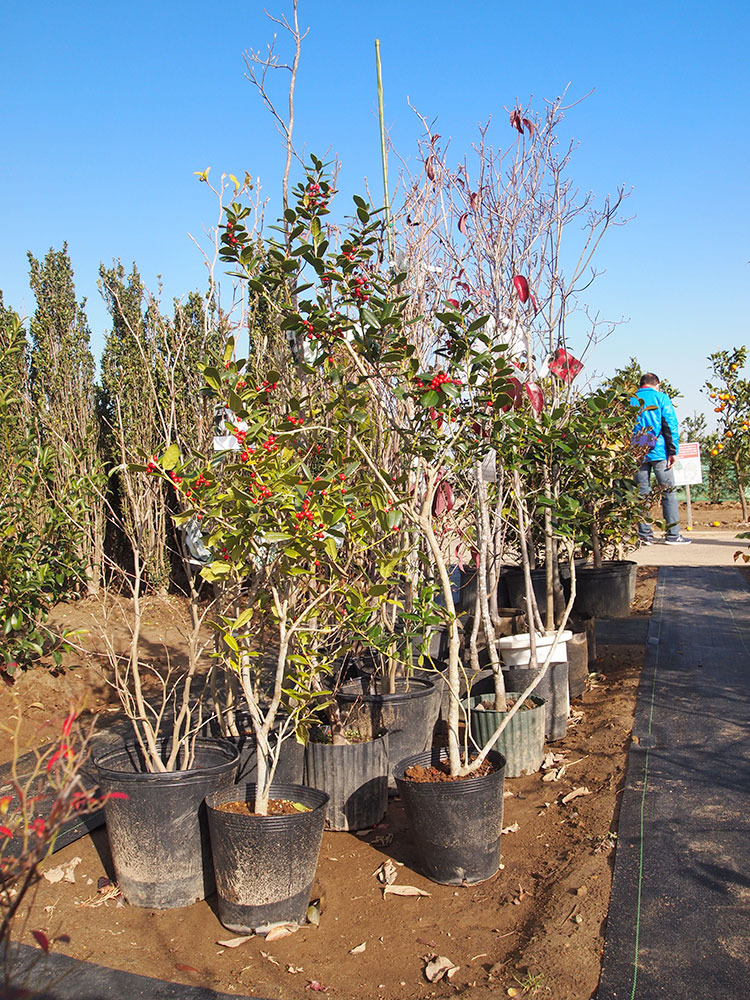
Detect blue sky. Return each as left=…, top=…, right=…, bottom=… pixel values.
left=2, top=0, right=748, bottom=425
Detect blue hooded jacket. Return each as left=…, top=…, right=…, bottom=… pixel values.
left=631, top=386, right=679, bottom=463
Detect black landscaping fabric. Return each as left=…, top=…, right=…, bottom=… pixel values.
left=4, top=941, right=262, bottom=1000
left=598, top=566, right=750, bottom=999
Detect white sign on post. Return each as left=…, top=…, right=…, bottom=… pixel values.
left=672, top=442, right=702, bottom=486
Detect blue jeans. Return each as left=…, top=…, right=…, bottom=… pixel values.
left=634, top=460, right=681, bottom=540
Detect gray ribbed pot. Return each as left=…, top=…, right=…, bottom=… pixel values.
left=466, top=692, right=545, bottom=778
left=304, top=732, right=388, bottom=831
left=502, top=663, right=569, bottom=741
left=567, top=632, right=589, bottom=699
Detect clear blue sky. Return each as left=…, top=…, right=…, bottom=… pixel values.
left=2, top=0, right=748, bottom=425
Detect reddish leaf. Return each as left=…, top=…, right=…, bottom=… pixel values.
left=176, top=964, right=200, bottom=975
left=522, top=117, right=536, bottom=137
left=509, top=109, right=524, bottom=133
left=469, top=190, right=480, bottom=210
left=446, top=298, right=460, bottom=308
left=425, top=155, right=436, bottom=181
left=512, top=275, right=530, bottom=303
left=525, top=382, right=544, bottom=415
left=549, top=348, right=583, bottom=384
left=530, top=292, right=539, bottom=315
left=61, top=711, right=76, bottom=737
left=501, top=376, right=525, bottom=412
left=432, top=481, right=455, bottom=518
left=457, top=212, right=469, bottom=235
left=31, top=930, right=49, bottom=953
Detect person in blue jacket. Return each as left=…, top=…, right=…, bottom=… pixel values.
left=631, top=372, right=691, bottom=544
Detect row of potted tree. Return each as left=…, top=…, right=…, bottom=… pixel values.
left=91, top=131, right=648, bottom=932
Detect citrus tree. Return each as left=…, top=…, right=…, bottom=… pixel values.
left=703, top=347, right=750, bottom=520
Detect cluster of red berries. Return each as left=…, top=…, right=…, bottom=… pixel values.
left=288, top=415, right=304, bottom=426
left=240, top=450, right=255, bottom=463
left=257, top=380, right=278, bottom=393
left=235, top=379, right=247, bottom=390
left=305, top=182, right=328, bottom=212
left=224, top=221, right=240, bottom=247
left=146, top=454, right=159, bottom=474
left=233, top=426, right=247, bottom=447
left=195, top=473, right=211, bottom=488
left=342, top=249, right=356, bottom=262
left=261, top=435, right=278, bottom=452
left=429, top=372, right=459, bottom=391
left=352, top=275, right=370, bottom=303
left=295, top=498, right=317, bottom=530
left=167, top=469, right=182, bottom=486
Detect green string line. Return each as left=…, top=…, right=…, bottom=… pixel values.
left=629, top=567, right=665, bottom=1000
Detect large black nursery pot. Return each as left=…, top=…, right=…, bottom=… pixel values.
left=304, top=730, right=388, bottom=831
left=337, top=676, right=439, bottom=790
left=466, top=691, right=545, bottom=778
left=393, top=747, right=506, bottom=885
left=207, top=782, right=328, bottom=933
left=566, top=631, right=589, bottom=699
left=209, top=711, right=305, bottom=786
left=502, top=566, right=553, bottom=613
left=571, top=560, right=637, bottom=618
left=94, top=738, right=239, bottom=909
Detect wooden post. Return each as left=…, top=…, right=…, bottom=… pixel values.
left=685, top=483, right=693, bottom=530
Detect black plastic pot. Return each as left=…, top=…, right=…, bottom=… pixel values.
left=337, top=677, right=439, bottom=790
left=94, top=739, right=239, bottom=909
left=498, top=662, right=570, bottom=741
left=503, top=566, right=552, bottom=612
left=571, top=560, right=637, bottom=618
left=566, top=632, right=589, bottom=699
left=209, top=712, right=305, bottom=786
left=304, top=731, right=388, bottom=831
left=393, top=748, right=506, bottom=885
left=206, top=782, right=328, bottom=933
left=466, top=692, right=545, bottom=778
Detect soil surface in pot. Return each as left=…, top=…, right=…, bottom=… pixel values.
left=217, top=798, right=311, bottom=817
left=0, top=566, right=656, bottom=1000
left=404, top=756, right=499, bottom=783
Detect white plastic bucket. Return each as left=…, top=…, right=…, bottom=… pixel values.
left=497, top=630, right=572, bottom=666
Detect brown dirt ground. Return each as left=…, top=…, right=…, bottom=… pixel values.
left=1, top=568, right=658, bottom=1000
left=675, top=498, right=748, bottom=530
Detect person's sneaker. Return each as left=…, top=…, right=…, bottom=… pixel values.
left=665, top=535, right=691, bottom=545
left=638, top=537, right=654, bottom=546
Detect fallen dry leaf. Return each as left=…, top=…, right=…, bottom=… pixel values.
left=349, top=941, right=366, bottom=954
left=175, top=964, right=200, bottom=975
left=501, top=822, right=520, bottom=835
left=424, top=955, right=459, bottom=982
left=383, top=884, right=430, bottom=898
left=43, top=857, right=81, bottom=884
left=374, top=859, right=398, bottom=885
left=307, top=899, right=321, bottom=926
left=369, top=833, right=393, bottom=847
left=561, top=786, right=591, bottom=805
left=543, top=766, right=566, bottom=782
left=260, top=951, right=280, bottom=966
left=265, top=923, right=298, bottom=942
left=287, top=965, right=303, bottom=974
left=216, top=935, right=253, bottom=948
